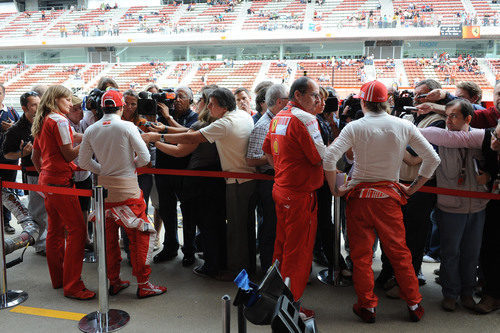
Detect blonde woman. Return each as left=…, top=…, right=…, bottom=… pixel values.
left=31, top=85, right=95, bottom=300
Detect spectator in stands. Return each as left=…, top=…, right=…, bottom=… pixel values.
left=428, top=99, right=489, bottom=311
left=143, top=87, right=256, bottom=277
left=0, top=83, right=20, bottom=235
left=324, top=80, right=439, bottom=323
left=234, top=87, right=255, bottom=116
left=262, top=77, right=326, bottom=320
left=152, top=87, right=198, bottom=266
left=246, top=83, right=288, bottom=274
left=31, top=85, right=95, bottom=300
left=3, top=91, right=46, bottom=255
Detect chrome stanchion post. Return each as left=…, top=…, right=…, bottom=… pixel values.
left=317, top=196, right=349, bottom=287
left=84, top=193, right=96, bottom=263
left=79, top=186, right=129, bottom=333
left=222, top=295, right=230, bottom=333
left=0, top=178, right=28, bottom=309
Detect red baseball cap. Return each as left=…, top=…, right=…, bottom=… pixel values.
left=354, top=80, right=388, bottom=102
left=101, top=89, right=124, bottom=107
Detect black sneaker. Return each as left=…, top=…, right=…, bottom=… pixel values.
left=193, top=265, right=214, bottom=278
left=153, top=249, right=177, bottom=263
left=182, top=254, right=195, bottom=267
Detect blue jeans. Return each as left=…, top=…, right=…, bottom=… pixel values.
left=437, top=208, right=485, bottom=299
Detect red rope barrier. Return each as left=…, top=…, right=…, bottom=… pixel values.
left=0, top=164, right=498, bottom=200
left=2, top=181, right=92, bottom=197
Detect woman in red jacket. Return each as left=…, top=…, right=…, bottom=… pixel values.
left=31, top=85, right=95, bottom=300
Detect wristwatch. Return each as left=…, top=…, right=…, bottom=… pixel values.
left=160, top=134, right=165, bottom=143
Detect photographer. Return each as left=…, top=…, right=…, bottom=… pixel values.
left=2, top=91, right=46, bottom=255
left=79, top=90, right=166, bottom=299
left=153, top=87, right=199, bottom=266
left=0, top=83, right=20, bottom=234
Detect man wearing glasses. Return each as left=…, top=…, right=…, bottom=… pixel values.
left=262, top=77, right=326, bottom=320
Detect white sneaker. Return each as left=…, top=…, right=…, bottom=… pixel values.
left=422, top=255, right=439, bottom=263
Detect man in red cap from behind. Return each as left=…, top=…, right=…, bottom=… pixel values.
left=323, top=80, right=440, bottom=323
left=79, top=90, right=167, bottom=298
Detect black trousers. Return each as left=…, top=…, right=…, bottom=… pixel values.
left=480, top=199, right=500, bottom=298
left=256, top=179, right=277, bottom=273
left=381, top=189, right=436, bottom=277
left=184, top=175, right=227, bottom=274
left=138, top=173, right=153, bottom=211
left=155, top=174, right=188, bottom=255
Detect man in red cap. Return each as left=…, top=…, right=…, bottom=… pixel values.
left=262, top=77, right=326, bottom=320
left=79, top=89, right=167, bottom=298
left=323, top=80, right=441, bottom=323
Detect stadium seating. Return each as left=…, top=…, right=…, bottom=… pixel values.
left=470, top=0, right=500, bottom=22
left=294, top=60, right=365, bottom=86
left=191, top=61, right=263, bottom=91
left=0, top=9, right=65, bottom=38
left=242, top=0, right=306, bottom=30
left=375, top=60, right=397, bottom=80
left=311, top=0, right=381, bottom=29
left=392, top=0, right=464, bottom=26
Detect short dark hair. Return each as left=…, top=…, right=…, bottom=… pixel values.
left=254, top=81, right=273, bottom=94
left=234, top=87, right=250, bottom=97
left=255, top=86, right=269, bottom=113
left=446, top=98, right=474, bottom=120
left=97, top=77, right=118, bottom=91
left=20, top=91, right=39, bottom=107
left=289, top=76, right=312, bottom=101
left=456, top=81, right=482, bottom=103
left=102, top=106, right=120, bottom=114
left=209, top=88, right=236, bottom=112
left=415, top=79, right=442, bottom=91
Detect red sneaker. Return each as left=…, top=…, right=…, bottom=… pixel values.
left=353, top=303, right=376, bottom=323
left=299, top=306, right=315, bottom=321
left=109, top=279, right=130, bottom=296
left=64, top=288, right=96, bottom=300
left=136, top=281, right=167, bottom=299
left=408, top=303, right=425, bottom=322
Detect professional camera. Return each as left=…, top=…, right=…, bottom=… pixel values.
left=339, top=93, right=363, bottom=123
left=393, top=89, right=415, bottom=116
left=323, top=90, right=339, bottom=114
left=137, top=88, right=176, bottom=115
left=85, top=88, right=105, bottom=120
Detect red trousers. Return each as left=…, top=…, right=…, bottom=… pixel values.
left=346, top=182, right=422, bottom=308
left=104, top=197, right=154, bottom=284
left=273, top=186, right=317, bottom=301
left=39, top=173, right=86, bottom=295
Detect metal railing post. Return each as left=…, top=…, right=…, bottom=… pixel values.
left=0, top=178, right=28, bottom=309
left=222, top=295, right=230, bottom=333
left=79, top=186, right=129, bottom=333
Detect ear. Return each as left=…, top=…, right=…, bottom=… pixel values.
left=465, top=114, right=472, bottom=124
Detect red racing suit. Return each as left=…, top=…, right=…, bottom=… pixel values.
left=98, top=195, right=156, bottom=284
left=346, top=181, right=422, bottom=308
left=33, top=113, right=86, bottom=295
left=262, top=101, right=324, bottom=301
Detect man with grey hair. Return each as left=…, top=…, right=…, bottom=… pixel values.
left=246, top=83, right=289, bottom=273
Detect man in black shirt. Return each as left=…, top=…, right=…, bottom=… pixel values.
left=152, top=87, right=198, bottom=266
left=3, top=91, right=46, bottom=254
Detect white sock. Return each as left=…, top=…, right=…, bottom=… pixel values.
left=409, top=304, right=419, bottom=311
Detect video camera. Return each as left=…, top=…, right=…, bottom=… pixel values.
left=85, top=88, right=105, bottom=119
left=339, top=93, right=363, bottom=123
left=393, top=89, right=415, bottom=116
left=137, top=88, right=176, bottom=116
left=323, top=90, right=339, bottom=114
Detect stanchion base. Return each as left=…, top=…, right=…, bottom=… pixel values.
left=83, top=250, right=97, bottom=263
left=317, top=269, right=351, bottom=287
left=0, top=290, right=28, bottom=309
left=78, top=309, right=130, bottom=333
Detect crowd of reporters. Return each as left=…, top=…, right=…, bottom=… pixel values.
left=0, top=73, right=498, bottom=317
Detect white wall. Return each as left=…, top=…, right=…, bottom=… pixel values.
left=87, top=0, right=162, bottom=9
left=0, top=3, right=17, bottom=13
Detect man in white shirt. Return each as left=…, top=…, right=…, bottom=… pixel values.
left=323, top=81, right=440, bottom=323
left=142, top=87, right=257, bottom=277
left=79, top=90, right=166, bottom=299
